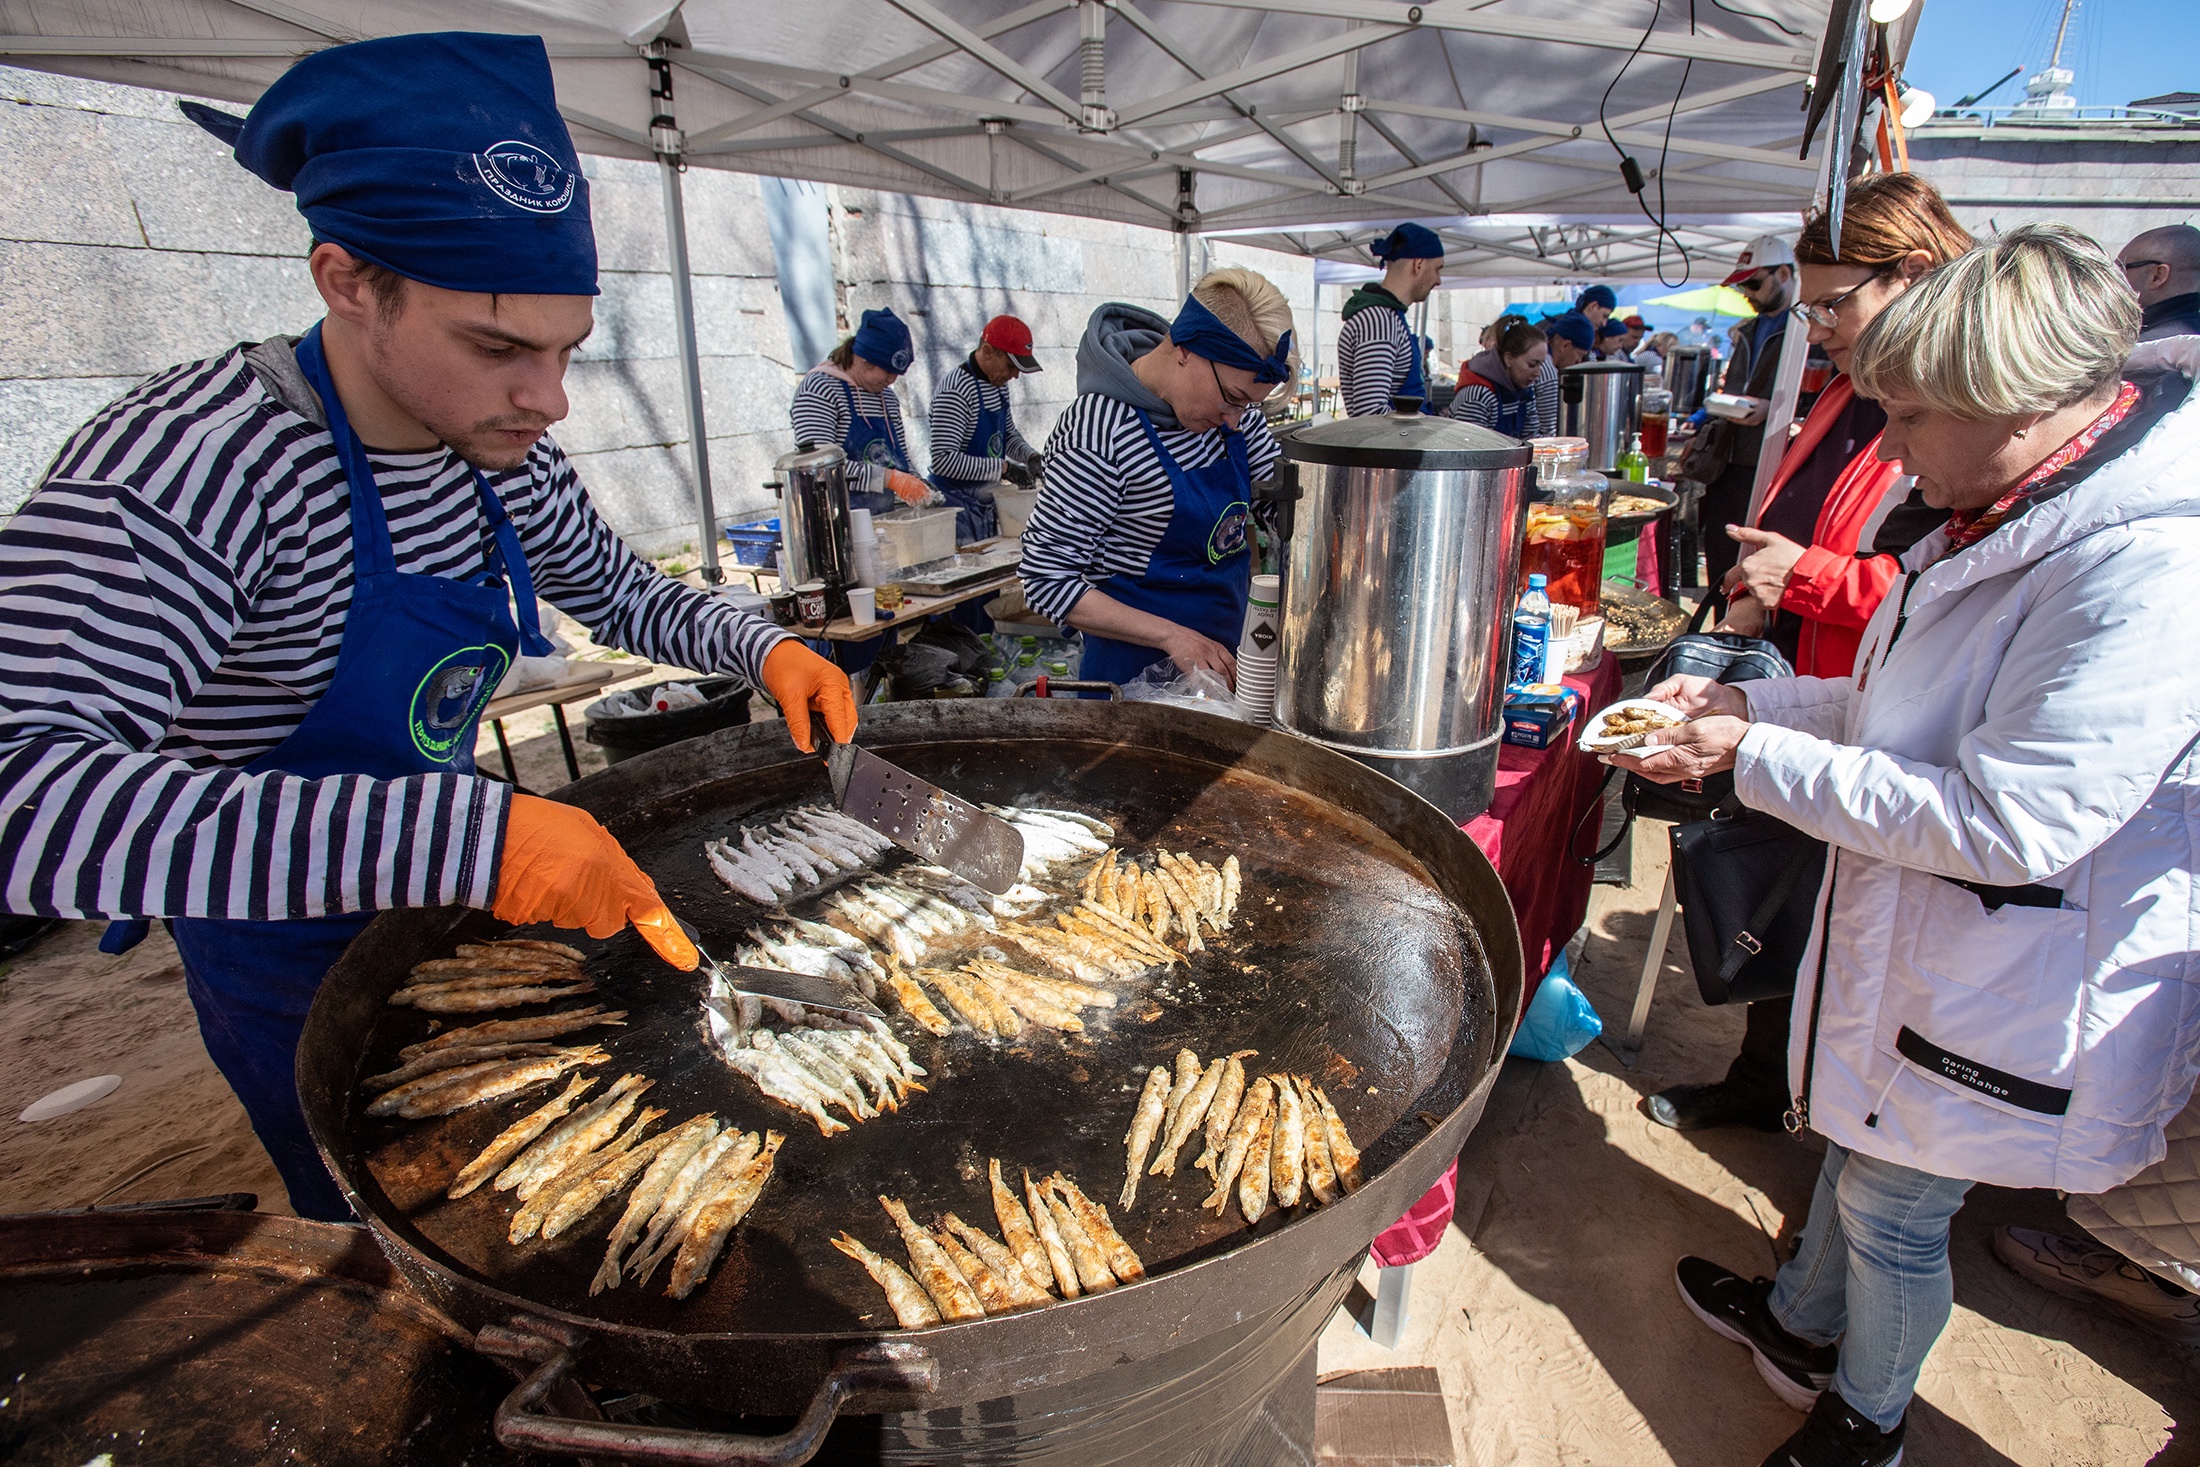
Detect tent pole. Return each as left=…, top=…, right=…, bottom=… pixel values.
left=660, top=156, right=722, bottom=585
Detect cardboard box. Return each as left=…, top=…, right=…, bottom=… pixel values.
left=1501, top=683, right=1584, bottom=749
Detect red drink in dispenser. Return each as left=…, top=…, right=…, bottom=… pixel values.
left=1522, top=437, right=1608, bottom=617
left=1638, top=387, right=1671, bottom=458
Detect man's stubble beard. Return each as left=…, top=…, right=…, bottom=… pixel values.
left=367, top=331, right=550, bottom=473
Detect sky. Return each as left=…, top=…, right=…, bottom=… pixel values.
left=1902, top=0, right=2196, bottom=110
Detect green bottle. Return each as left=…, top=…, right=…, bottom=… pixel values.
left=1617, top=439, right=1648, bottom=483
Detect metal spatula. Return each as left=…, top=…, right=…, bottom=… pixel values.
left=822, top=737, right=1024, bottom=894
left=679, top=921, right=885, bottom=1024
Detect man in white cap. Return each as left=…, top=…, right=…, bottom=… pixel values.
left=1680, top=234, right=1796, bottom=585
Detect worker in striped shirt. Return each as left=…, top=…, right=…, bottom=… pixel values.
left=0, top=34, right=856, bottom=1220
left=927, top=314, right=1044, bottom=544
left=789, top=307, right=935, bottom=518
left=1019, top=268, right=1293, bottom=688
left=1337, top=222, right=1445, bottom=416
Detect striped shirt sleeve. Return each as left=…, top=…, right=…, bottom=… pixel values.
left=1448, top=384, right=1499, bottom=429
left=1534, top=359, right=1560, bottom=436
left=0, top=476, right=508, bottom=922
left=790, top=370, right=850, bottom=451
left=926, top=369, right=996, bottom=483
left=1338, top=308, right=1410, bottom=417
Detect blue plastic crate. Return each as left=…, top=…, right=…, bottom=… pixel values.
left=723, top=518, right=780, bottom=568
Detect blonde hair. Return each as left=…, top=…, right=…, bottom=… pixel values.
left=1191, top=266, right=1301, bottom=381
left=1849, top=224, right=2139, bottom=421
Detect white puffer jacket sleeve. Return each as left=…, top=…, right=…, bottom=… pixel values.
left=1739, top=674, right=1853, bottom=742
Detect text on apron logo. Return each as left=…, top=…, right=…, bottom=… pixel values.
left=474, top=140, right=576, bottom=215
left=411, top=645, right=510, bottom=761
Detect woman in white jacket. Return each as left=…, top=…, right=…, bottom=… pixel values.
left=1613, top=225, right=2200, bottom=1467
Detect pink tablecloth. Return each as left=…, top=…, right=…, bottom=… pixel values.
left=1370, top=651, right=1624, bottom=1268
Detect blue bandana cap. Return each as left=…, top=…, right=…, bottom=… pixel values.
left=1597, top=319, right=1630, bottom=341
left=1544, top=313, right=1595, bottom=351
left=1575, top=284, right=1618, bottom=313
left=1371, top=222, right=1445, bottom=261
left=1169, top=295, right=1294, bottom=385
left=210, top=32, right=596, bottom=296
left=852, top=308, right=915, bottom=373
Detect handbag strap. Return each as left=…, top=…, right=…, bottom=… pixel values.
left=1715, top=833, right=1819, bottom=985
left=1576, top=766, right=1628, bottom=866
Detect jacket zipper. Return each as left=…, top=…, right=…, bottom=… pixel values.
left=1786, top=571, right=1917, bottom=1134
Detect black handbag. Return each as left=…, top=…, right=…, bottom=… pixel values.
left=1669, top=807, right=1827, bottom=1006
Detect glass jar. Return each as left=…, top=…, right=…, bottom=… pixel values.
left=1522, top=436, right=1610, bottom=618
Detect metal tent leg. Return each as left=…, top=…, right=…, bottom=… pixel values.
left=1627, top=867, right=1679, bottom=1048
left=659, top=154, right=722, bottom=585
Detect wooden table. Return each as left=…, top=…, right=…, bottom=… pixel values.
left=481, top=660, right=654, bottom=785
left=814, top=568, right=1021, bottom=645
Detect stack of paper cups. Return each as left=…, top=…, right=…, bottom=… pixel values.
left=1235, top=574, right=1282, bottom=725
left=847, top=507, right=880, bottom=589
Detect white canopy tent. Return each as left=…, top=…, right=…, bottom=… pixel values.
left=2, top=0, right=1873, bottom=568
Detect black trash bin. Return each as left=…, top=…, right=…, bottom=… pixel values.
left=582, top=676, right=752, bottom=766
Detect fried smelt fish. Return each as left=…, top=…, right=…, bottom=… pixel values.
left=373, top=1047, right=609, bottom=1119
left=512, top=1106, right=665, bottom=1244
left=391, top=982, right=595, bottom=1013
left=1221, top=855, right=1242, bottom=924
left=934, top=1226, right=1020, bottom=1315
left=542, top=1119, right=682, bottom=1242
left=1298, top=1078, right=1339, bottom=1204
left=882, top=1196, right=984, bottom=1321
left=1156, top=1052, right=1238, bottom=1178
left=1204, top=1077, right=1273, bottom=1213
left=668, top=1131, right=784, bottom=1299
left=365, top=1042, right=563, bottom=1093
left=1312, top=1085, right=1363, bottom=1192
left=1237, top=1091, right=1277, bottom=1224
left=916, top=966, right=996, bottom=1037
left=497, top=1073, right=650, bottom=1197
left=624, top=1129, right=742, bottom=1287
left=593, top=1117, right=717, bottom=1292
left=1039, top=1180, right=1116, bottom=1293
left=1269, top=1076, right=1305, bottom=1210
left=1151, top=864, right=1205, bottom=952
left=631, top=1133, right=759, bottom=1289
left=450, top=1074, right=597, bottom=1199
left=1158, top=1049, right=1201, bottom=1140
left=1120, top=1064, right=1171, bottom=1209
left=944, top=1213, right=1051, bottom=1307
left=1024, top=1170, right=1082, bottom=1298
left=884, top=964, right=952, bottom=1036
left=400, top=1007, right=625, bottom=1061
left=463, top=938, right=587, bottom=963
left=1195, top=1055, right=1255, bottom=1177
left=971, top=968, right=1083, bottom=1032
left=991, top=1161, right=1053, bottom=1294
left=1049, top=1174, right=1144, bottom=1282
left=833, top=1232, right=942, bottom=1328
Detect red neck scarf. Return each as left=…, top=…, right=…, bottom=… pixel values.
left=1938, top=381, right=2140, bottom=559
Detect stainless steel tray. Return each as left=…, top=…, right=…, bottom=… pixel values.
left=897, top=545, right=1023, bottom=593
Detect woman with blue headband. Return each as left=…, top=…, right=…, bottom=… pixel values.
left=1338, top=222, right=1445, bottom=416
left=790, top=306, right=936, bottom=517
left=1020, top=268, right=1296, bottom=687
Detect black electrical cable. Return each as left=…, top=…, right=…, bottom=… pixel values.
left=1708, top=0, right=1806, bottom=38
left=1597, top=0, right=1695, bottom=286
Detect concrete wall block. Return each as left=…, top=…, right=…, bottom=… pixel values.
left=1, top=64, right=180, bottom=121
left=875, top=208, right=1085, bottom=295
left=585, top=270, right=789, bottom=365
left=582, top=156, right=778, bottom=279
left=2, top=241, right=209, bottom=377
left=200, top=253, right=328, bottom=348
left=558, top=354, right=799, bottom=456
left=103, top=113, right=310, bottom=257
left=0, top=100, right=147, bottom=248
left=0, top=375, right=138, bottom=514
left=564, top=432, right=785, bottom=556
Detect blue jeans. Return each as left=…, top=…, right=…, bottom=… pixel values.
left=1769, top=1141, right=1974, bottom=1432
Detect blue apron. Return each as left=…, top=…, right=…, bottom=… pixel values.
left=1395, top=308, right=1429, bottom=410
left=929, top=367, right=1004, bottom=545
left=1078, top=413, right=1252, bottom=688
left=840, top=379, right=909, bottom=520
left=165, top=322, right=552, bottom=1220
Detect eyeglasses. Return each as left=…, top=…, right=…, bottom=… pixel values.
left=1207, top=356, right=1263, bottom=412
left=1790, top=267, right=1894, bottom=329
left=1737, top=271, right=1774, bottom=293
left=2121, top=258, right=2165, bottom=275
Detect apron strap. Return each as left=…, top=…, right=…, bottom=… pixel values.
left=294, top=323, right=397, bottom=578
left=472, top=471, right=555, bottom=658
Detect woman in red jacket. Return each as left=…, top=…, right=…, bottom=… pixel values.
left=1647, top=175, right=1974, bottom=1133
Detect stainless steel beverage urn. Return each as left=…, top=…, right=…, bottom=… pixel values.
left=1559, top=361, right=1647, bottom=474
left=1274, top=407, right=1532, bottom=822
left=1664, top=344, right=1716, bottom=414
left=771, top=443, right=855, bottom=590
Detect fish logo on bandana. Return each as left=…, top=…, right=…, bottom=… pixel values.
left=475, top=139, right=577, bottom=215
left=411, top=645, right=510, bottom=761
left=1206, top=501, right=1250, bottom=565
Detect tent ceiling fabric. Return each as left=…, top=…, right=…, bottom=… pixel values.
left=1, top=0, right=1831, bottom=279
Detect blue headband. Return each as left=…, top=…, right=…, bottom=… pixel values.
left=207, top=32, right=596, bottom=296
left=1545, top=313, right=1595, bottom=351
left=1371, top=222, right=1444, bottom=261
left=1169, top=295, right=1293, bottom=385
left=852, top=308, right=914, bottom=373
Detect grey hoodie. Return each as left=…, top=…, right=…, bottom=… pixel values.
left=1077, top=302, right=1181, bottom=430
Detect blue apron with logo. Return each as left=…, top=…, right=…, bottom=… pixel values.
left=1078, top=413, right=1252, bottom=688
left=1395, top=308, right=1429, bottom=411
left=929, top=367, right=1004, bottom=545
left=840, top=379, right=910, bottom=520
left=165, top=322, right=551, bottom=1220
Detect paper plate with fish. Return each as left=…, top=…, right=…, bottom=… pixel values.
left=1579, top=698, right=1687, bottom=754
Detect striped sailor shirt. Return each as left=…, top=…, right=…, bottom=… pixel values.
left=0, top=338, right=789, bottom=923
left=1018, top=394, right=1282, bottom=626
left=790, top=367, right=916, bottom=473
left=927, top=359, right=1037, bottom=483
left=1337, top=296, right=1416, bottom=418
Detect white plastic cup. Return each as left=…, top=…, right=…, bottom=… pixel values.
left=847, top=586, right=878, bottom=623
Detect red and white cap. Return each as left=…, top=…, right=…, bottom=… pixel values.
left=981, top=315, right=1042, bottom=372
left=1722, top=234, right=1796, bottom=286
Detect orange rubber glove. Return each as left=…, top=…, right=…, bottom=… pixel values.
left=492, top=794, right=697, bottom=970
left=762, top=639, right=859, bottom=754
left=886, top=469, right=932, bottom=506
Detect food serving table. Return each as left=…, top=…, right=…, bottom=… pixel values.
left=1364, top=652, right=1622, bottom=1317
left=484, top=660, right=655, bottom=785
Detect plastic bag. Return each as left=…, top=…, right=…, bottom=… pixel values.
left=1506, top=952, right=1603, bottom=1061
left=1119, top=663, right=1250, bottom=721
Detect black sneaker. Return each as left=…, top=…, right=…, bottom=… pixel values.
left=1676, top=1256, right=1837, bottom=1410
left=1645, top=1081, right=1789, bottom=1132
left=1759, top=1389, right=1904, bottom=1467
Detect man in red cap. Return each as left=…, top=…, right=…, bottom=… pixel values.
left=929, top=315, right=1044, bottom=544
left=1680, top=232, right=1797, bottom=584
left=1618, top=314, right=1647, bottom=360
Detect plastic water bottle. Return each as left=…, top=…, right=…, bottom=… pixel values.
left=984, top=667, right=1015, bottom=698
left=1010, top=651, right=1041, bottom=690
left=1510, top=574, right=1552, bottom=689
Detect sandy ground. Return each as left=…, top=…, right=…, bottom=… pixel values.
left=3, top=760, right=2194, bottom=1461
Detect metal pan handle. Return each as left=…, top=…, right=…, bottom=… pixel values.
left=1018, top=676, right=1122, bottom=700
left=484, top=1329, right=934, bottom=1467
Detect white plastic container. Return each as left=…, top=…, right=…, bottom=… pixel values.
left=994, top=484, right=1040, bottom=538
left=872, top=507, right=958, bottom=571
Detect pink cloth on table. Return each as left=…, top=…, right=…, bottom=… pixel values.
left=1367, top=653, right=1623, bottom=1267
